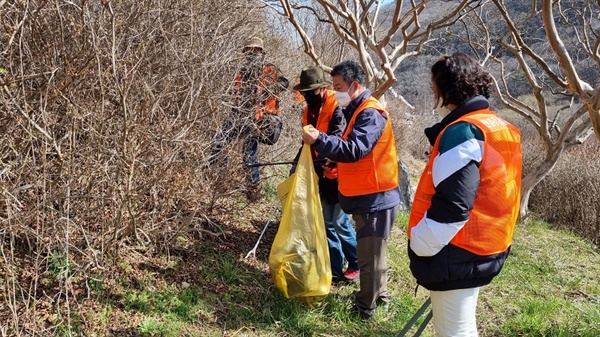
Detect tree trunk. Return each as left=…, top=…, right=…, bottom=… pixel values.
left=519, top=150, right=562, bottom=219
left=589, top=87, right=600, bottom=141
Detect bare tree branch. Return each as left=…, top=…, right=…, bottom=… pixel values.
left=462, top=0, right=599, bottom=216
left=272, top=0, right=482, bottom=104
left=542, top=0, right=593, bottom=94
left=493, top=0, right=569, bottom=89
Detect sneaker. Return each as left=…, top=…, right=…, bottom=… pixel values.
left=343, top=269, right=360, bottom=282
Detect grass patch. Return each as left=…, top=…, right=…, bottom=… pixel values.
left=84, top=214, right=599, bottom=336
left=478, top=218, right=600, bottom=337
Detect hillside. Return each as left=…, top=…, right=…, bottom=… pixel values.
left=392, top=0, right=600, bottom=105
left=1, top=0, right=599, bottom=335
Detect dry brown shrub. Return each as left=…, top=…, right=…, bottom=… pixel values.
left=390, top=96, right=438, bottom=171
left=0, top=0, right=303, bottom=333
left=528, top=139, right=600, bottom=245
left=1, top=0, right=263, bottom=247
left=512, top=99, right=600, bottom=246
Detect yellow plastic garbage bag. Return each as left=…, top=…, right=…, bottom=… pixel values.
left=269, top=142, right=332, bottom=306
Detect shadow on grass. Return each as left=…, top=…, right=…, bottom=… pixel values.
left=97, top=202, right=414, bottom=336
left=107, top=328, right=144, bottom=337
left=100, top=211, right=328, bottom=334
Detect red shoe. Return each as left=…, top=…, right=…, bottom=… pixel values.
left=343, top=269, right=360, bottom=282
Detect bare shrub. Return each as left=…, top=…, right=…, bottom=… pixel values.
left=397, top=110, right=439, bottom=164
left=0, top=0, right=302, bottom=333
left=529, top=139, right=600, bottom=245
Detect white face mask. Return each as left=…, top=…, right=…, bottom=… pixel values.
left=334, top=87, right=352, bottom=108
left=434, top=97, right=451, bottom=118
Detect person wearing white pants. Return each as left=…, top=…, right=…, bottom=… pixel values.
left=430, top=288, right=480, bottom=337
left=407, top=53, right=522, bottom=337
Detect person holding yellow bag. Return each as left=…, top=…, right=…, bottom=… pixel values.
left=269, top=136, right=331, bottom=306
left=292, top=65, right=359, bottom=283
left=302, top=60, right=401, bottom=319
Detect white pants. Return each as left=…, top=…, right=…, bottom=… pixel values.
left=430, top=287, right=480, bottom=337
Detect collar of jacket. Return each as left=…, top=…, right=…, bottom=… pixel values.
left=343, top=88, right=372, bottom=118
left=424, top=95, right=490, bottom=146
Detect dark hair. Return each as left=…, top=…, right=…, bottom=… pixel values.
left=331, top=60, right=366, bottom=86
left=431, top=53, right=493, bottom=106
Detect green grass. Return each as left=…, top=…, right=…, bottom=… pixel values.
left=84, top=214, right=599, bottom=336
left=479, top=219, right=600, bottom=337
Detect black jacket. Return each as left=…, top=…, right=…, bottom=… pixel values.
left=408, top=96, right=511, bottom=291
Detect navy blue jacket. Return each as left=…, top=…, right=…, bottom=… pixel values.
left=312, top=89, right=401, bottom=214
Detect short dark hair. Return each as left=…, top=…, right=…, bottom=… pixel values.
left=431, top=53, right=493, bottom=106
left=331, top=60, right=366, bottom=86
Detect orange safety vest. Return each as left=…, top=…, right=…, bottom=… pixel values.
left=234, top=63, right=282, bottom=120
left=302, top=90, right=337, bottom=133
left=337, top=97, right=399, bottom=197
left=293, top=85, right=305, bottom=103
left=408, top=109, right=522, bottom=256
left=302, top=90, right=338, bottom=179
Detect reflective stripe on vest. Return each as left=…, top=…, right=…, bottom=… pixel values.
left=408, top=109, right=522, bottom=255
left=337, top=97, right=399, bottom=196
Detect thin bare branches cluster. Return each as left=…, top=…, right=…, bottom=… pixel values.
left=268, top=0, right=484, bottom=103
left=0, top=0, right=275, bottom=333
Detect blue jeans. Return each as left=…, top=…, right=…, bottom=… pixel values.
left=209, top=119, right=259, bottom=185
left=321, top=198, right=359, bottom=276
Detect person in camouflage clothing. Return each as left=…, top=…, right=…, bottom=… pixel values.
left=210, top=37, right=289, bottom=201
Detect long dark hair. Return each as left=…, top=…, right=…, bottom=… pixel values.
left=431, top=53, right=493, bottom=107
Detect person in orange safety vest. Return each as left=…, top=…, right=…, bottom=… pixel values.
left=302, top=60, right=401, bottom=319
left=407, top=53, right=522, bottom=337
left=291, top=65, right=359, bottom=284
left=209, top=37, right=289, bottom=201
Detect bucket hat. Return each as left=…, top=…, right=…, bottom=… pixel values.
left=243, top=37, right=264, bottom=51
left=292, top=66, right=332, bottom=91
